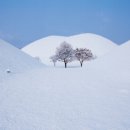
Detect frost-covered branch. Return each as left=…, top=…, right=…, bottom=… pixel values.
left=74, top=48, right=93, bottom=67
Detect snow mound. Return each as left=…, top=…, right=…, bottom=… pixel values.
left=22, top=33, right=118, bottom=65
left=0, top=39, right=44, bottom=81
left=89, top=40, right=130, bottom=71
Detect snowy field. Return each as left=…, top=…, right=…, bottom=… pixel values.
left=0, top=35, right=130, bottom=130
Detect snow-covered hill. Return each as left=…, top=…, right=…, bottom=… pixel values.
left=88, top=40, right=130, bottom=71
left=0, top=39, right=44, bottom=81
left=22, top=33, right=118, bottom=65
left=0, top=39, right=129, bottom=130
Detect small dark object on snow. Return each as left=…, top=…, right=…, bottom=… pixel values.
left=6, top=69, right=11, bottom=73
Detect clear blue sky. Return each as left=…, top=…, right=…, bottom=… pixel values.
left=0, top=0, right=130, bottom=48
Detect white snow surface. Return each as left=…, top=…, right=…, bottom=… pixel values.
left=22, top=33, right=118, bottom=65
left=0, top=39, right=43, bottom=81
left=0, top=40, right=130, bottom=130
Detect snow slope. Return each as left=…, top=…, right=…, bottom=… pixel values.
left=22, top=33, right=118, bottom=65
left=88, top=40, right=130, bottom=73
left=0, top=39, right=44, bottom=81
left=0, top=40, right=129, bottom=130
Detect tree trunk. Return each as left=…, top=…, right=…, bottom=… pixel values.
left=54, top=62, right=56, bottom=67
left=80, top=61, right=83, bottom=67
left=65, top=62, right=67, bottom=68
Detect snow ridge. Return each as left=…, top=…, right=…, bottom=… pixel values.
left=22, top=33, right=118, bottom=65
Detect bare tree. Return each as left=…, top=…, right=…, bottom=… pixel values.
left=50, top=55, right=58, bottom=67
left=74, top=48, right=93, bottom=67
left=56, top=41, right=74, bottom=68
